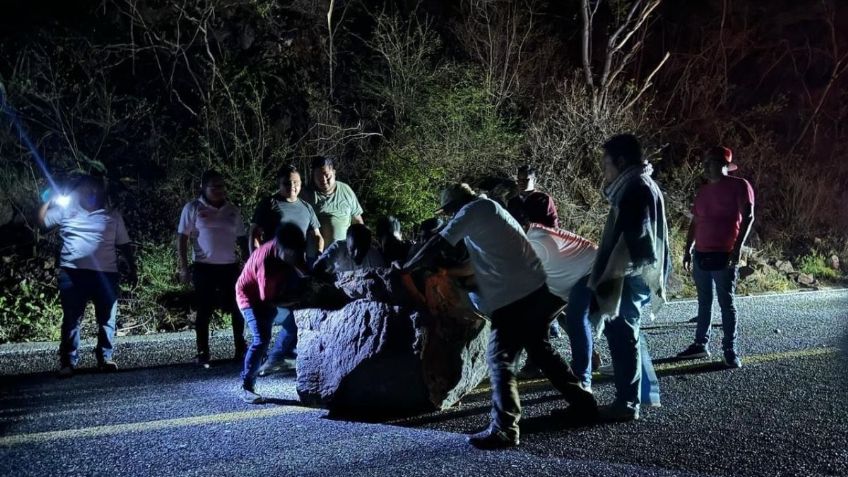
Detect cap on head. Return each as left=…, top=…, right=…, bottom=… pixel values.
left=706, top=146, right=736, bottom=171
left=437, top=183, right=477, bottom=214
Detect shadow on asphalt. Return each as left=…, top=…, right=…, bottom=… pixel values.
left=389, top=362, right=728, bottom=428
left=258, top=397, right=302, bottom=406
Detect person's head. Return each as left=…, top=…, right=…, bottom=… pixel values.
left=601, top=134, right=644, bottom=184
left=274, top=222, right=307, bottom=264
left=522, top=193, right=557, bottom=228
left=702, top=146, right=735, bottom=181
left=72, top=175, right=106, bottom=211
left=200, top=170, right=227, bottom=204
left=345, top=223, right=373, bottom=265
left=437, top=183, right=477, bottom=217
left=276, top=164, right=302, bottom=201
left=311, top=156, right=336, bottom=193
left=516, top=165, right=537, bottom=193
left=375, top=215, right=402, bottom=245
left=418, top=217, right=444, bottom=241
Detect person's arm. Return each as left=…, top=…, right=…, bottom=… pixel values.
left=444, top=260, right=474, bottom=278
left=730, top=203, right=754, bottom=267
left=176, top=204, right=193, bottom=283
left=237, top=236, right=250, bottom=261
left=402, top=235, right=448, bottom=273
left=312, top=228, right=325, bottom=253
left=177, top=234, right=191, bottom=284
left=38, top=202, right=51, bottom=227
left=311, top=245, right=335, bottom=278
left=247, top=223, right=263, bottom=254
left=349, top=186, right=365, bottom=225
left=115, top=213, right=137, bottom=285
left=618, top=185, right=657, bottom=268
left=39, top=200, right=65, bottom=229
left=119, top=243, right=138, bottom=286
left=683, top=217, right=696, bottom=272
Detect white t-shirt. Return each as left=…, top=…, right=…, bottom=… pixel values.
left=177, top=198, right=246, bottom=264
left=44, top=203, right=130, bottom=273
left=440, top=198, right=546, bottom=313
left=318, top=240, right=387, bottom=273
left=527, top=224, right=597, bottom=300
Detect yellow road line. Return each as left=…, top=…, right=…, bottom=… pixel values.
left=0, top=405, right=312, bottom=447
left=470, top=346, right=839, bottom=395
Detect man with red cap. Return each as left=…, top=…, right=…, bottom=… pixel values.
left=677, top=146, right=755, bottom=368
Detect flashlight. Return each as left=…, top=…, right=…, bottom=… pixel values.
left=42, top=187, right=71, bottom=208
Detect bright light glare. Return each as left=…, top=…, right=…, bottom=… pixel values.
left=55, top=195, right=71, bottom=207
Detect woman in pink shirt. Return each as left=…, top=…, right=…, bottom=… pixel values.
left=235, top=222, right=309, bottom=403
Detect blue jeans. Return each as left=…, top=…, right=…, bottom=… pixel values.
left=265, top=308, right=297, bottom=364
left=602, top=275, right=660, bottom=411
left=563, top=275, right=593, bottom=389
left=566, top=276, right=659, bottom=405
left=240, top=306, right=295, bottom=388
left=693, top=254, right=739, bottom=352
left=57, top=268, right=119, bottom=367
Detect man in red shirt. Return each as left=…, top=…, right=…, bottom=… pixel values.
left=235, top=222, right=309, bottom=403
left=677, top=146, right=755, bottom=368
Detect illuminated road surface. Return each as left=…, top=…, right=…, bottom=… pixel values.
left=2, top=290, right=847, bottom=476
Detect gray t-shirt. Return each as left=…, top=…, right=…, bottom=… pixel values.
left=301, top=181, right=364, bottom=244
left=440, top=198, right=546, bottom=314
left=44, top=203, right=131, bottom=273
left=252, top=195, right=320, bottom=242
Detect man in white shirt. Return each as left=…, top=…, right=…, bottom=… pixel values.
left=177, top=170, right=248, bottom=366
left=39, top=175, right=136, bottom=377
left=404, top=183, right=596, bottom=450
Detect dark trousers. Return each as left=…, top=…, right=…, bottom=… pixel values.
left=192, top=262, right=244, bottom=358
left=57, top=268, right=119, bottom=367
left=488, top=285, right=592, bottom=437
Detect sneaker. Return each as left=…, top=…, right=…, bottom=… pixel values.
left=722, top=349, right=742, bottom=369
left=550, top=322, right=563, bottom=339
left=257, top=358, right=296, bottom=377
left=98, top=360, right=119, bottom=372
left=240, top=386, right=263, bottom=404
left=676, top=343, right=710, bottom=360
left=598, top=364, right=615, bottom=376
left=58, top=366, right=74, bottom=378
left=195, top=354, right=211, bottom=369
left=599, top=403, right=640, bottom=422
left=467, top=427, right=519, bottom=450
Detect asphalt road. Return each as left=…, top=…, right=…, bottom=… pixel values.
left=1, top=290, right=847, bottom=477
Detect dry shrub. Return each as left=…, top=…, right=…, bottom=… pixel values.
left=524, top=78, right=658, bottom=240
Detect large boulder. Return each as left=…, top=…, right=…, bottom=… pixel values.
left=294, top=268, right=490, bottom=416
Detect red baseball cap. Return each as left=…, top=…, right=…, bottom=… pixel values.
left=707, top=146, right=737, bottom=171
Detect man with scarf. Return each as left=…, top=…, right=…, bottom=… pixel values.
left=590, top=134, right=670, bottom=422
